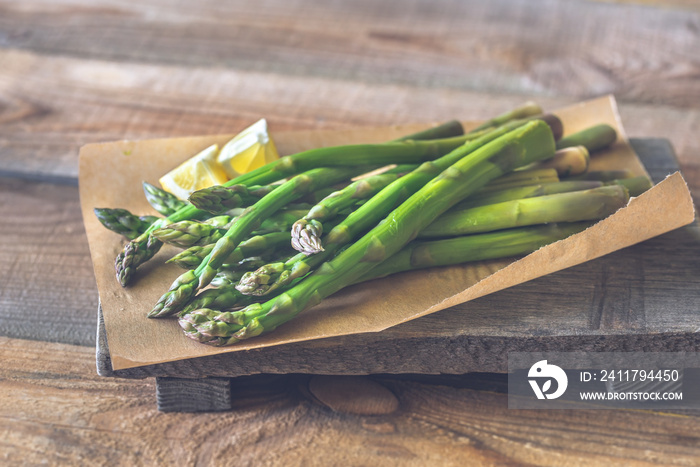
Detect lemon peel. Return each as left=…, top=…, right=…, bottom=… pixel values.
left=158, top=119, right=279, bottom=200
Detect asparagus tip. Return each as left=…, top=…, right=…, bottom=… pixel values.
left=290, top=219, right=325, bottom=254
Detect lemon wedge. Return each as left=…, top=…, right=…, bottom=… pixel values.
left=158, top=144, right=229, bottom=200
left=217, top=119, right=280, bottom=179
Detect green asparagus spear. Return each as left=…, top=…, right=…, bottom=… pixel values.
left=606, top=176, right=653, bottom=197
left=167, top=231, right=293, bottom=269
left=564, top=170, right=633, bottom=182
left=235, top=250, right=318, bottom=296
left=392, top=120, right=464, bottom=141
left=211, top=255, right=292, bottom=287
left=361, top=222, right=594, bottom=280
left=183, top=120, right=556, bottom=344
left=417, top=185, right=629, bottom=238
left=188, top=184, right=278, bottom=215
left=179, top=286, right=256, bottom=318
left=486, top=168, right=560, bottom=190
left=142, top=182, right=187, bottom=216
left=556, top=124, right=617, bottom=153
left=93, top=208, right=159, bottom=240
left=469, top=102, right=543, bottom=133
left=452, top=180, right=603, bottom=209
left=152, top=220, right=227, bottom=249
left=244, top=119, right=564, bottom=293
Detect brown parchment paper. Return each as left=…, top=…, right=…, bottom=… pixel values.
left=79, top=96, right=696, bottom=370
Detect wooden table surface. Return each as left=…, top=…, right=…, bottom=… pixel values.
left=2, top=0, right=700, bottom=465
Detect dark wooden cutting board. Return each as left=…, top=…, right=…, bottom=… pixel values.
left=96, top=138, right=700, bottom=411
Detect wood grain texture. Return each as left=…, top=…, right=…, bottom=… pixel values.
left=0, top=176, right=98, bottom=346
left=1, top=0, right=698, bottom=107
left=0, top=48, right=572, bottom=180
left=2, top=335, right=700, bottom=466
left=156, top=377, right=232, bottom=413
left=1, top=48, right=699, bottom=191
left=0, top=0, right=699, bottom=203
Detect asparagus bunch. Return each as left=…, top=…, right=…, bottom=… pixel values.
left=180, top=120, right=558, bottom=344
left=147, top=112, right=549, bottom=316
left=94, top=102, right=649, bottom=347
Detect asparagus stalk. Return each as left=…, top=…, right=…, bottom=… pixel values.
left=393, top=120, right=464, bottom=141
left=153, top=208, right=312, bottom=250
left=556, top=124, right=617, bottom=153
left=565, top=170, right=634, bottom=182
left=606, top=176, right=653, bottom=197
left=235, top=250, right=321, bottom=296
left=93, top=208, right=159, bottom=240
left=179, top=286, right=256, bottom=317
left=361, top=222, right=594, bottom=280
left=211, top=255, right=292, bottom=287
left=182, top=120, right=556, bottom=345
left=469, top=102, right=543, bottom=133
left=151, top=224, right=223, bottom=249
left=417, top=185, right=629, bottom=238
left=149, top=165, right=373, bottom=318
left=452, top=180, right=604, bottom=209
left=482, top=168, right=560, bottom=191
left=188, top=184, right=278, bottom=215
left=142, top=182, right=186, bottom=216
left=169, top=207, right=349, bottom=269
left=257, top=209, right=316, bottom=234
left=167, top=231, right=293, bottom=269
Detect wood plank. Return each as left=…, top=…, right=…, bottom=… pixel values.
left=156, top=377, right=232, bottom=413
left=99, top=139, right=700, bottom=379
left=0, top=50, right=699, bottom=203
left=0, top=49, right=571, bottom=180
left=2, top=335, right=700, bottom=465
left=0, top=0, right=698, bottom=109
left=0, top=176, right=98, bottom=346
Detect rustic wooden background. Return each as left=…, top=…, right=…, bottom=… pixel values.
left=1, top=0, right=700, bottom=464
